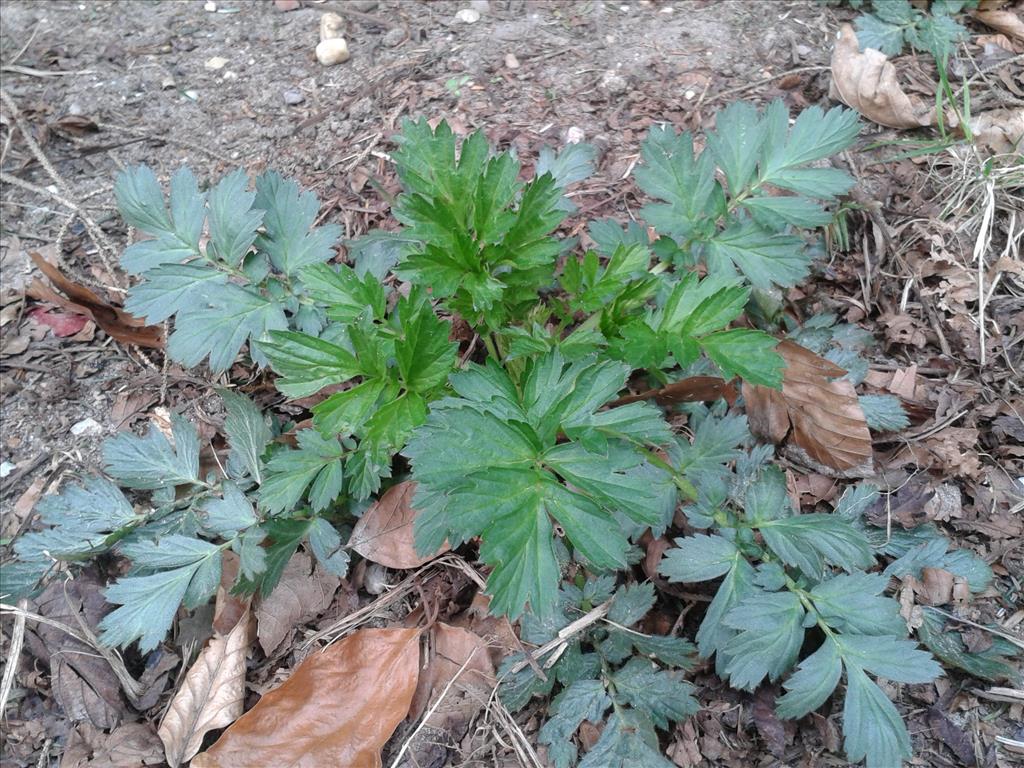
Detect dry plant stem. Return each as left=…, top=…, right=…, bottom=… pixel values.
left=0, top=598, right=28, bottom=716
left=508, top=601, right=611, bottom=675
left=972, top=176, right=996, bottom=367
left=926, top=606, right=1024, bottom=651
left=0, top=89, right=122, bottom=287
left=710, top=65, right=827, bottom=100
left=483, top=688, right=545, bottom=768
left=388, top=647, right=482, bottom=768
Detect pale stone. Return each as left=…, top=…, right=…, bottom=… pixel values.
left=316, top=38, right=350, bottom=66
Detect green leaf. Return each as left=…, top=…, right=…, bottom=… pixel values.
left=201, top=482, right=258, bottom=536
left=741, top=196, right=831, bottom=228
left=233, top=518, right=312, bottom=597
left=699, top=329, right=783, bottom=387
left=253, top=171, right=341, bottom=276
left=608, top=582, right=656, bottom=626
left=842, top=663, right=913, bottom=768
left=695, top=558, right=756, bottom=664
left=538, top=680, right=612, bottom=768
left=917, top=609, right=1021, bottom=683
left=611, top=658, right=699, bottom=728
left=722, top=591, right=806, bottom=689
left=578, top=710, right=674, bottom=768
left=299, top=262, right=386, bottom=322
left=393, top=290, right=457, bottom=393
left=308, top=517, right=349, bottom=577
left=167, top=284, right=287, bottom=373
left=836, top=634, right=943, bottom=683
left=205, top=169, right=263, bottom=266
left=124, top=264, right=229, bottom=324
left=630, top=633, right=697, bottom=668
left=759, top=100, right=861, bottom=183
left=221, top=390, right=271, bottom=483
left=635, top=125, right=719, bottom=241
left=258, top=430, right=345, bottom=515
left=103, top=414, right=199, bottom=489
left=884, top=538, right=993, bottom=594
left=809, top=572, right=905, bottom=636
left=707, top=101, right=767, bottom=194
left=855, top=14, right=907, bottom=56
left=859, top=394, right=910, bottom=432
left=100, top=538, right=221, bottom=651
left=706, top=222, right=810, bottom=290
left=776, top=637, right=843, bottom=719
left=498, top=655, right=556, bottom=710
left=259, top=330, right=361, bottom=398
left=907, top=13, right=967, bottom=59
left=312, top=380, right=389, bottom=438
left=660, top=534, right=739, bottom=583
left=758, top=513, right=874, bottom=579
left=765, top=167, right=855, bottom=199
left=116, top=167, right=206, bottom=273
left=670, top=412, right=749, bottom=485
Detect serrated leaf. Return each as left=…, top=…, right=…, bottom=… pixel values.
left=766, top=167, right=855, bottom=199
left=759, top=513, right=873, bottom=579
left=259, top=330, right=361, bottom=398
left=854, top=13, right=907, bottom=55
left=670, top=411, right=749, bottom=485
left=608, top=582, right=656, bottom=626
left=707, top=101, right=768, bottom=194
left=124, top=263, right=229, bottom=324
left=635, top=125, right=720, bottom=241
left=810, top=572, right=905, bottom=636
left=100, top=541, right=221, bottom=651
left=167, top=284, right=287, bottom=373
left=307, top=517, right=350, bottom=577
left=201, top=483, right=258, bottom=537
left=836, top=634, right=943, bottom=683
left=299, top=262, right=386, bottom=323
left=858, top=393, right=910, bottom=433
left=700, top=328, right=783, bottom=387
left=220, top=390, right=271, bottom=483
left=842, top=663, right=913, bottom=768
left=392, top=289, right=457, bottom=393
left=707, top=222, right=810, bottom=290
left=498, top=655, right=557, bottom=710
left=258, top=430, right=345, bottom=515
left=253, top=171, right=341, bottom=276
left=103, top=414, right=199, bottom=489
left=722, top=591, right=806, bottom=689
left=776, top=637, right=843, bottom=719
left=917, top=609, right=1021, bottom=683
left=611, top=658, right=699, bottom=728
left=884, top=538, right=993, bottom=594
left=538, top=680, right=612, bottom=768
left=630, top=633, right=697, bottom=668
left=759, top=100, right=861, bottom=182
left=660, top=534, right=739, bottom=583
left=233, top=518, right=312, bottom=598
left=588, top=218, right=650, bottom=257
left=695, top=558, right=756, bottom=664
left=741, top=196, right=832, bottom=228
left=907, top=13, right=967, bottom=59
left=205, top=169, right=263, bottom=266
left=578, top=710, right=674, bottom=768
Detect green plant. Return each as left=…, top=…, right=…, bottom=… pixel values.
left=852, top=0, right=975, bottom=61
left=3, top=101, right=1012, bottom=768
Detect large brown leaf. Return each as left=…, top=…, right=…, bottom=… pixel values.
left=158, top=607, right=251, bottom=768
left=255, top=551, right=340, bottom=656
left=29, top=251, right=163, bottom=348
left=192, top=627, right=422, bottom=768
left=350, top=481, right=450, bottom=569
left=830, top=24, right=936, bottom=129
left=744, top=340, right=873, bottom=475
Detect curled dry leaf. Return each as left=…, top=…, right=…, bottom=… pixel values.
left=350, top=481, right=450, bottom=569
left=61, top=722, right=164, bottom=768
left=192, top=627, right=421, bottom=768
left=830, top=24, right=936, bottom=129
left=609, top=375, right=735, bottom=407
left=973, top=6, right=1024, bottom=41
left=967, top=108, right=1024, bottom=154
left=255, top=550, right=340, bottom=656
left=29, top=251, right=163, bottom=348
left=743, top=340, right=873, bottom=476
left=158, top=606, right=251, bottom=768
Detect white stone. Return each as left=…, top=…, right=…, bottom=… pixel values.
left=316, top=38, right=350, bottom=66
left=684, top=89, right=696, bottom=100
left=71, top=417, right=103, bottom=437
left=320, top=12, right=345, bottom=41
left=0, top=461, right=15, bottom=479
left=504, top=53, right=520, bottom=68
left=205, top=56, right=228, bottom=70
left=203, top=0, right=216, bottom=10
left=565, top=126, right=585, bottom=144
left=455, top=8, right=481, bottom=23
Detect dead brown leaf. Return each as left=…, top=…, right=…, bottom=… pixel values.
left=967, top=107, right=1024, bottom=154
left=158, top=607, right=251, bottom=767
left=192, top=627, right=422, bottom=768
left=744, top=340, right=873, bottom=475
left=350, top=481, right=450, bottom=569
left=609, top=375, right=736, bottom=407
left=61, top=722, right=164, bottom=768
left=29, top=252, right=163, bottom=348
left=255, top=550, right=340, bottom=656
left=830, top=24, right=936, bottom=129
left=920, top=567, right=955, bottom=606
left=973, top=6, right=1024, bottom=40
left=751, top=686, right=788, bottom=758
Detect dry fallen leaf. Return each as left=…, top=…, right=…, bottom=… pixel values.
left=61, top=722, right=164, bottom=768
left=350, top=481, right=450, bottom=569
left=158, top=606, right=251, bottom=768
left=609, top=375, right=736, bottom=407
left=973, top=6, right=1024, bottom=41
left=830, top=24, right=936, bottom=129
left=255, top=550, right=340, bottom=656
left=29, top=252, right=163, bottom=348
left=967, top=107, right=1024, bottom=154
left=744, top=340, right=873, bottom=476
left=193, top=627, right=421, bottom=768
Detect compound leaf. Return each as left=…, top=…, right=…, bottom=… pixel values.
left=659, top=534, right=739, bottom=583
left=103, top=414, right=199, bottom=489
left=707, top=222, right=810, bottom=290
left=842, top=663, right=913, bottom=768
left=722, top=591, right=806, bottom=690
left=775, top=637, right=843, bottom=719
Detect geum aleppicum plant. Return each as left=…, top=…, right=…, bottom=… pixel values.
left=3, top=100, right=1005, bottom=768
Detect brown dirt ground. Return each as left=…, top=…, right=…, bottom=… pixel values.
left=1, top=0, right=1021, bottom=766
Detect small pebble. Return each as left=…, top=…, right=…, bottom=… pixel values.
left=161, top=75, right=176, bottom=89
left=0, top=461, right=15, bottom=479
left=205, top=56, right=228, bottom=70
left=599, top=70, right=628, bottom=96
left=183, top=89, right=199, bottom=100
left=283, top=89, right=304, bottom=105
left=382, top=27, right=406, bottom=48
left=71, top=418, right=103, bottom=437
left=320, top=11, right=345, bottom=41
left=504, top=52, right=520, bottom=68
left=203, top=0, right=216, bottom=10
left=455, top=8, right=481, bottom=23
left=315, top=37, right=350, bottom=65
left=684, top=89, right=696, bottom=100
left=565, top=126, right=585, bottom=144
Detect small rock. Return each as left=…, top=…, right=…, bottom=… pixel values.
left=382, top=27, right=406, bottom=48
left=315, top=37, right=350, bottom=65
left=205, top=56, right=228, bottom=70
left=565, top=125, right=585, bottom=144
left=469, top=0, right=490, bottom=12
left=599, top=69, right=628, bottom=96
left=71, top=418, right=103, bottom=437
left=455, top=8, right=481, bottom=23
left=350, top=0, right=378, bottom=9
left=160, top=75, right=176, bottom=90
left=684, top=89, right=696, bottom=100
left=504, top=52, right=520, bottom=68
left=319, top=11, right=345, bottom=41
left=183, top=89, right=199, bottom=100
left=0, top=461, right=15, bottom=479
left=283, top=89, right=305, bottom=105
left=203, top=0, right=216, bottom=10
